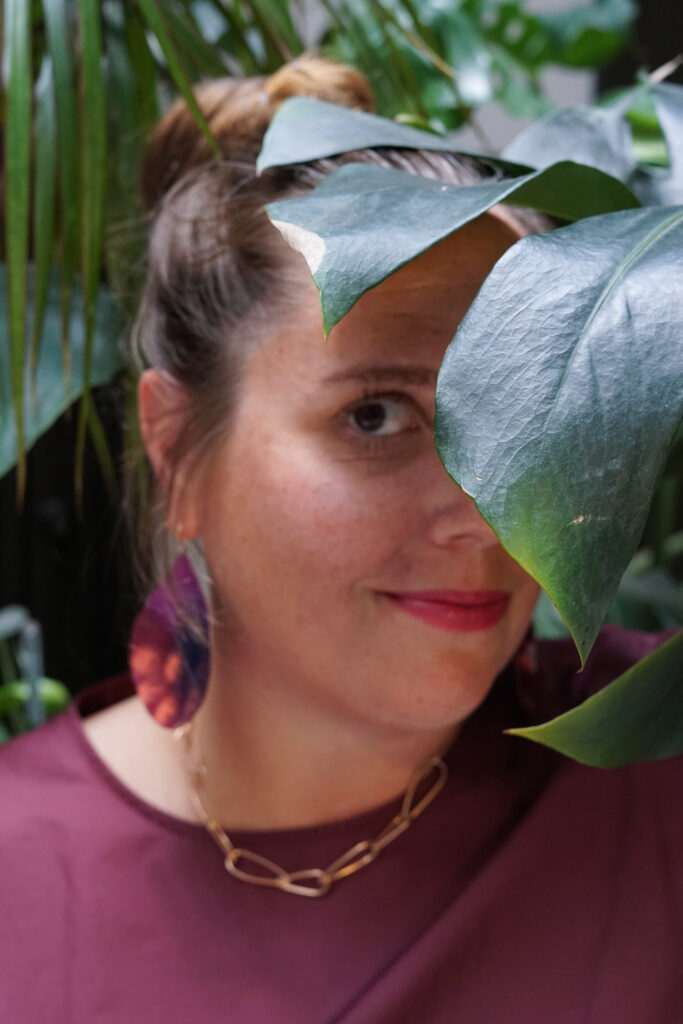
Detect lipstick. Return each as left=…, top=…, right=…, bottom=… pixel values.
left=381, top=590, right=510, bottom=632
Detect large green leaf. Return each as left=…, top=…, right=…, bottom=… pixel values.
left=257, top=97, right=531, bottom=174
left=434, top=206, right=683, bottom=663
left=502, top=102, right=636, bottom=181
left=266, top=160, right=639, bottom=334
left=508, top=629, right=683, bottom=767
left=0, top=270, right=123, bottom=480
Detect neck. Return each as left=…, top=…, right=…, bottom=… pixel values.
left=187, top=639, right=459, bottom=831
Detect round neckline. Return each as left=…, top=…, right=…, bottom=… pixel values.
left=65, top=673, right=511, bottom=847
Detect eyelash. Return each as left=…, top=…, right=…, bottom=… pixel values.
left=342, top=390, right=421, bottom=453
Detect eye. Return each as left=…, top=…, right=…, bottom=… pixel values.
left=347, top=395, right=415, bottom=437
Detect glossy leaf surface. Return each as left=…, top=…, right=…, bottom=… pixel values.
left=267, top=160, right=638, bottom=333
left=502, top=102, right=636, bottom=180
left=631, top=84, right=683, bottom=206
left=434, top=206, right=683, bottom=662
left=257, top=97, right=531, bottom=174
left=508, top=628, right=683, bottom=767
left=0, top=270, right=122, bottom=480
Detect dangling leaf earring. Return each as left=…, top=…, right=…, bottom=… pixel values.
left=129, top=542, right=210, bottom=728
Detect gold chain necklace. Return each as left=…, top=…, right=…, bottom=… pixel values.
left=173, top=721, right=449, bottom=898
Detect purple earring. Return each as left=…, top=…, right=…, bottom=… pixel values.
left=129, top=554, right=210, bottom=728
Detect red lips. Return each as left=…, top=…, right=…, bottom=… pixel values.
left=380, top=590, right=510, bottom=632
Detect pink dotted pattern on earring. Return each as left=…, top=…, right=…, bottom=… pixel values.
left=129, top=555, right=209, bottom=728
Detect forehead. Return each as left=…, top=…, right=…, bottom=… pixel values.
left=253, top=212, right=519, bottom=388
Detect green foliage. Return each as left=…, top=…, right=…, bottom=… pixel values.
left=267, top=158, right=639, bottom=333
left=2, top=0, right=680, bottom=764
left=1, top=0, right=636, bottom=487
left=508, top=630, right=683, bottom=766
left=0, top=269, right=123, bottom=479
left=263, top=101, right=639, bottom=332
left=261, top=85, right=683, bottom=765
left=434, top=207, right=683, bottom=662
left=0, top=607, right=71, bottom=742
left=327, top=0, right=636, bottom=129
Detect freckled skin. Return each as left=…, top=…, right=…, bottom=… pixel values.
left=181, top=214, right=540, bottom=738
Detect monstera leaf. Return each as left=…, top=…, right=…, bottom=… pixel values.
left=434, top=206, right=683, bottom=762
left=434, top=206, right=683, bottom=661
left=259, top=93, right=683, bottom=765
left=267, top=161, right=638, bottom=333
left=508, top=629, right=683, bottom=766
left=502, top=101, right=636, bottom=180
left=257, top=96, right=531, bottom=175
left=503, top=81, right=683, bottom=207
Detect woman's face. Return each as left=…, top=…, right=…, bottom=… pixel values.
left=179, top=214, right=539, bottom=735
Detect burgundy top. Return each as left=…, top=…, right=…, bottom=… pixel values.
left=1, top=626, right=681, bottom=1023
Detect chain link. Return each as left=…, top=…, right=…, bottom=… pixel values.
left=173, top=722, right=448, bottom=898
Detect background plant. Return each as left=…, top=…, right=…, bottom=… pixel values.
left=1, top=0, right=680, bottom=742
left=1, top=0, right=639, bottom=494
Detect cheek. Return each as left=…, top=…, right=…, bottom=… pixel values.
left=200, top=435, right=420, bottom=599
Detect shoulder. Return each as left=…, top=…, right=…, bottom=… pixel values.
left=0, top=707, right=93, bottom=848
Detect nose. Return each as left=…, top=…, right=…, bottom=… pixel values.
left=425, top=461, right=499, bottom=549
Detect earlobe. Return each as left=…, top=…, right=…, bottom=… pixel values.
left=138, top=369, right=201, bottom=541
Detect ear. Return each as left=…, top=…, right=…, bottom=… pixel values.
left=138, top=369, right=201, bottom=541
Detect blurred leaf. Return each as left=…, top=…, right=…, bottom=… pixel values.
left=630, top=83, right=683, bottom=206
left=250, top=0, right=304, bottom=58
left=4, top=0, right=32, bottom=498
left=607, top=570, right=683, bottom=631
left=622, top=91, right=670, bottom=168
left=162, top=4, right=228, bottom=76
left=76, top=0, right=108, bottom=493
left=538, top=0, right=636, bottom=68
left=0, top=269, right=123, bottom=480
left=43, top=0, right=79, bottom=382
left=31, top=57, right=58, bottom=378
left=104, top=1, right=152, bottom=315
left=435, top=207, right=683, bottom=663
left=267, top=160, right=639, bottom=333
left=136, top=0, right=220, bottom=157
left=123, top=4, right=161, bottom=129
left=508, top=629, right=683, bottom=766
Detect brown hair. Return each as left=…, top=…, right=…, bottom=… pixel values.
left=132, top=56, right=552, bottom=594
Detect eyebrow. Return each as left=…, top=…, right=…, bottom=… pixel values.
left=322, top=364, right=438, bottom=386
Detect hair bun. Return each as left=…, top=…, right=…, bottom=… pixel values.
left=264, top=57, right=374, bottom=112
left=140, top=57, right=374, bottom=212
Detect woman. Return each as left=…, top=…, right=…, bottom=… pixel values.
left=1, top=59, right=680, bottom=1023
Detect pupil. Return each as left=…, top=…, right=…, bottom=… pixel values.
left=355, top=403, right=386, bottom=433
